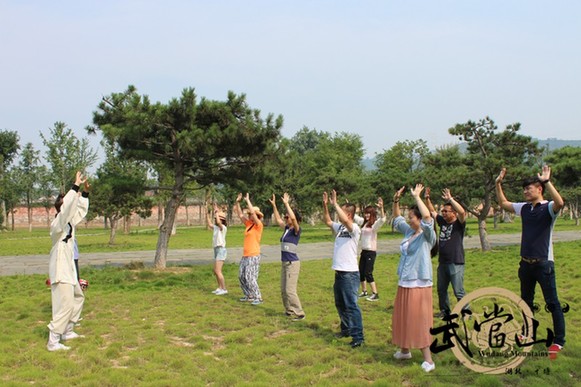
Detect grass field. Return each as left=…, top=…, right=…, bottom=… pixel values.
left=0, top=217, right=579, bottom=256
left=0, top=237, right=580, bottom=386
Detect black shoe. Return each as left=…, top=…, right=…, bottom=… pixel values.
left=358, top=291, right=368, bottom=297
left=334, top=331, right=350, bottom=339
left=350, top=340, right=364, bottom=348
left=434, top=311, right=449, bottom=319
left=292, top=315, right=306, bottom=322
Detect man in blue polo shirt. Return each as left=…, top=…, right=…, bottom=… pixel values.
left=495, top=165, right=565, bottom=360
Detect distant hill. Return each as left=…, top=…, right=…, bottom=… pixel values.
left=362, top=138, right=581, bottom=171
left=536, top=138, right=581, bottom=151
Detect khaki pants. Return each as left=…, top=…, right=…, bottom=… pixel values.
left=48, top=282, right=85, bottom=334
left=281, top=261, right=304, bottom=317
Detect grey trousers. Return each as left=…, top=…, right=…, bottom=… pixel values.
left=281, top=261, right=304, bottom=317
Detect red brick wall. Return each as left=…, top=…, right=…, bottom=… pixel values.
left=8, top=204, right=243, bottom=229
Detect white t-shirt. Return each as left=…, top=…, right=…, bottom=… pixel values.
left=331, top=222, right=361, bottom=272
left=212, top=224, right=227, bottom=248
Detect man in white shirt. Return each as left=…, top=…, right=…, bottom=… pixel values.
left=323, top=190, right=364, bottom=348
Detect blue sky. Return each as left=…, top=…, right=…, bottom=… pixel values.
left=1, top=0, right=580, bottom=162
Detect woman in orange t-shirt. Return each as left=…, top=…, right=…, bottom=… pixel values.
left=234, top=193, right=264, bottom=305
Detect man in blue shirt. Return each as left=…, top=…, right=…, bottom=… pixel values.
left=495, top=165, right=565, bottom=360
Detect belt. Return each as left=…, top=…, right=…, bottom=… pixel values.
left=521, top=257, right=543, bottom=264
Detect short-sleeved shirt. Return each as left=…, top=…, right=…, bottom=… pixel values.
left=331, top=222, right=361, bottom=272
left=513, top=201, right=558, bottom=261
left=436, top=215, right=465, bottom=264
left=243, top=220, right=263, bottom=257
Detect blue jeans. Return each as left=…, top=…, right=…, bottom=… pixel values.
left=334, top=271, right=364, bottom=341
left=519, top=260, right=565, bottom=347
left=437, top=263, right=466, bottom=313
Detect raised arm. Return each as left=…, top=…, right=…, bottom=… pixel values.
left=392, top=186, right=405, bottom=218
left=331, top=190, right=353, bottom=232
left=244, top=193, right=262, bottom=225
left=495, top=168, right=515, bottom=213
left=442, top=188, right=466, bottom=223
left=410, top=184, right=431, bottom=221
left=68, top=172, right=90, bottom=227
left=213, top=203, right=225, bottom=231
left=377, top=197, right=386, bottom=219
left=206, top=203, right=213, bottom=229
left=539, top=165, right=564, bottom=213
left=424, top=187, right=437, bottom=219
left=282, top=192, right=300, bottom=233
left=234, top=193, right=247, bottom=221
left=269, top=194, right=285, bottom=229
left=322, top=191, right=333, bottom=228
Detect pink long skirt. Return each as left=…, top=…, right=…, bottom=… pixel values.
left=391, top=286, right=433, bottom=349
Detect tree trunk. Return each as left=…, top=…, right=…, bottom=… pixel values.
left=123, top=215, right=131, bottom=234
left=154, top=195, right=181, bottom=268
left=572, top=202, right=579, bottom=226
left=157, top=202, right=164, bottom=228
left=502, top=210, right=512, bottom=223
left=28, top=206, right=33, bottom=233
left=109, top=218, right=118, bottom=245
left=1, top=200, right=6, bottom=229
left=478, top=214, right=491, bottom=251
left=45, top=207, right=51, bottom=228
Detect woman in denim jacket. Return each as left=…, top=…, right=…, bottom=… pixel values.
left=391, top=184, right=437, bottom=373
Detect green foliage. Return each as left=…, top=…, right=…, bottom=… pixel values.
left=546, top=146, right=581, bottom=223
left=0, top=129, right=20, bottom=169
left=266, top=127, right=368, bottom=218
left=91, top=86, right=283, bottom=266
left=0, top=129, right=20, bottom=228
left=545, top=146, right=581, bottom=187
left=89, top=141, right=153, bottom=244
left=445, top=117, right=543, bottom=218
left=40, top=122, right=98, bottom=193
left=373, top=139, right=430, bottom=207
left=0, top=241, right=579, bottom=385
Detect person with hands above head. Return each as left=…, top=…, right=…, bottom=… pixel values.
left=495, top=165, right=566, bottom=360
left=323, top=190, right=364, bottom=348
left=47, top=171, right=90, bottom=352
left=269, top=192, right=305, bottom=321
left=357, top=197, right=387, bottom=302
left=207, top=202, right=228, bottom=296
left=391, top=184, right=437, bottom=373
left=425, top=187, right=468, bottom=319
left=234, top=193, right=264, bottom=305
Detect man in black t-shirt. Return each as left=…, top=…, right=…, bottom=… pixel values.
left=426, top=188, right=467, bottom=319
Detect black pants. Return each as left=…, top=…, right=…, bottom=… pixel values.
left=358, top=250, right=376, bottom=283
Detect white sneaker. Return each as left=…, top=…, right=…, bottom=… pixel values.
left=215, top=289, right=228, bottom=295
left=421, top=361, right=435, bottom=372
left=62, top=331, right=85, bottom=341
left=211, top=288, right=221, bottom=294
left=393, top=351, right=412, bottom=360
left=47, top=342, right=70, bottom=352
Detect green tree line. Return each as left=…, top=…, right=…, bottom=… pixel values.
left=2, top=86, right=580, bottom=268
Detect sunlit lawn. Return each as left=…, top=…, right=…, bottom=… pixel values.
left=1, top=217, right=579, bottom=256
left=0, top=240, right=580, bottom=386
